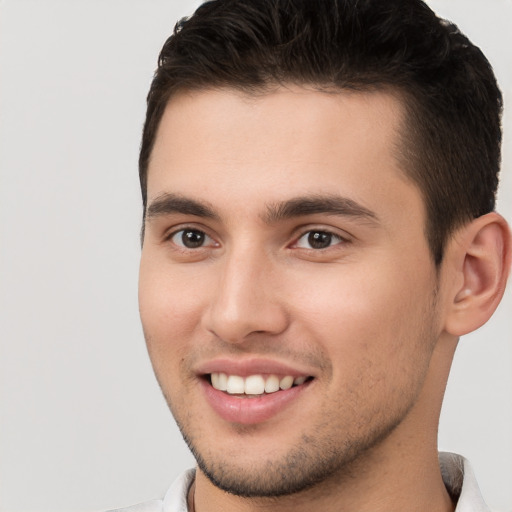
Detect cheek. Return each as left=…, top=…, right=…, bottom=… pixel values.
left=293, top=269, right=437, bottom=432
left=290, top=261, right=436, bottom=384
left=138, top=257, right=207, bottom=368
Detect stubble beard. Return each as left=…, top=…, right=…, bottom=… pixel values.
left=152, top=285, right=440, bottom=499
left=164, top=387, right=420, bottom=499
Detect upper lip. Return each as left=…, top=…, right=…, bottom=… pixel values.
left=196, top=357, right=315, bottom=378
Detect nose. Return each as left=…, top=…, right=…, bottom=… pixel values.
left=201, top=248, right=289, bottom=344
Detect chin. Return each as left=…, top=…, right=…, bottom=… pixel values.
left=176, top=411, right=404, bottom=498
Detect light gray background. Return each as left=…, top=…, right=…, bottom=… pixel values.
left=0, top=1, right=510, bottom=511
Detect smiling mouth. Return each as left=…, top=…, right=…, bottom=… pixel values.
left=208, top=373, right=313, bottom=397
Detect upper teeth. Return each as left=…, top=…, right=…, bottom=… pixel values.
left=211, top=373, right=308, bottom=395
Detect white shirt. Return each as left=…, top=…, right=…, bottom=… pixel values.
left=109, top=453, right=490, bottom=512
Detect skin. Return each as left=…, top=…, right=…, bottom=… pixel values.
left=138, top=85, right=509, bottom=512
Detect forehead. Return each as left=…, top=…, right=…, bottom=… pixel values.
left=147, top=85, right=422, bottom=227
left=151, top=85, right=406, bottom=168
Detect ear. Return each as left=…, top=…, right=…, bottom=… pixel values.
left=443, top=212, right=511, bottom=336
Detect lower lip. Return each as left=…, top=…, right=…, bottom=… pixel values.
left=201, top=379, right=311, bottom=425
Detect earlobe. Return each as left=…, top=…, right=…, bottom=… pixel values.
left=444, top=212, right=511, bottom=336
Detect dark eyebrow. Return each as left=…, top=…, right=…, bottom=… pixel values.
left=264, top=195, right=379, bottom=224
left=145, top=193, right=219, bottom=220
left=145, top=192, right=378, bottom=225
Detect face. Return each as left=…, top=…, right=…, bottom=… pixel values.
left=139, top=86, right=441, bottom=497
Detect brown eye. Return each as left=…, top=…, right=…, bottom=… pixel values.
left=295, top=230, right=344, bottom=249
left=308, top=231, right=332, bottom=249
left=171, top=229, right=212, bottom=249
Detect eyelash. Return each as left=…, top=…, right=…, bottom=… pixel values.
left=167, top=228, right=218, bottom=250
left=165, top=226, right=350, bottom=252
left=292, top=229, right=349, bottom=250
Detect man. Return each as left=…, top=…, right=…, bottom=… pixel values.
left=116, top=0, right=511, bottom=510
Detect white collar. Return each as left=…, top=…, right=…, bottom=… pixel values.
left=160, top=453, right=489, bottom=512
left=439, top=452, right=490, bottom=512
